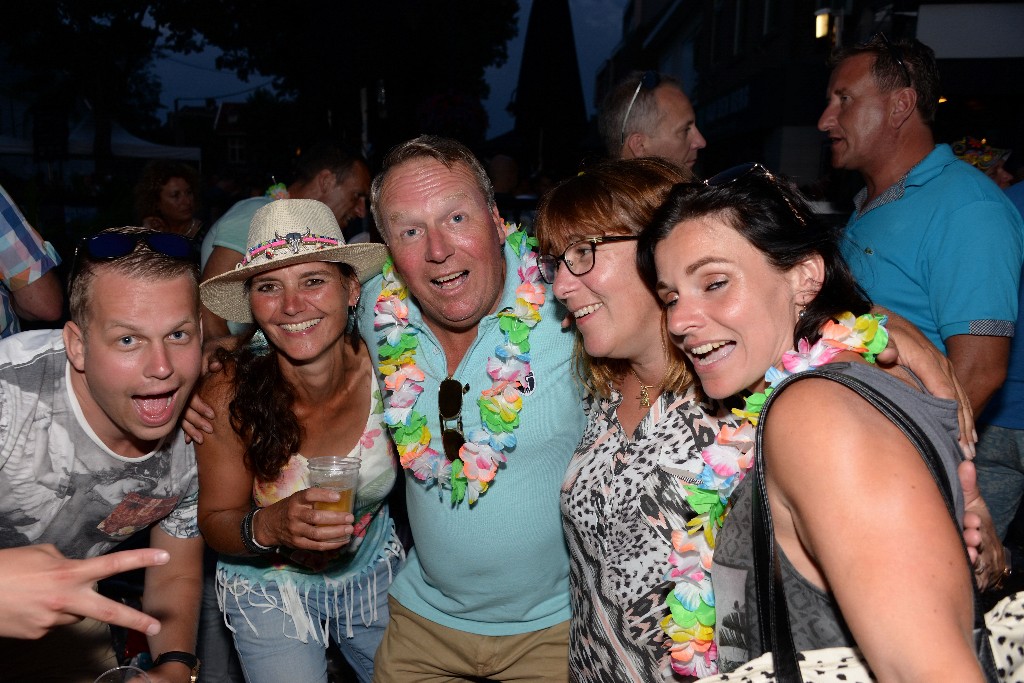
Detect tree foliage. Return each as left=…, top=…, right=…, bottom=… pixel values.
left=157, top=0, right=519, bottom=148
left=0, top=1, right=520, bottom=165
left=0, top=1, right=165, bottom=146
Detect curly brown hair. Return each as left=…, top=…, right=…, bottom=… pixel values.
left=220, top=263, right=359, bottom=482
left=134, top=160, right=200, bottom=223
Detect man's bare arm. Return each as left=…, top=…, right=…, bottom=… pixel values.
left=945, top=334, right=1010, bottom=415
left=11, top=270, right=63, bottom=322
left=143, top=530, right=203, bottom=683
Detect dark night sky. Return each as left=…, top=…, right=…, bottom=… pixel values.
left=154, top=0, right=630, bottom=138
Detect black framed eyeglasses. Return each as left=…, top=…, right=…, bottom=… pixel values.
left=619, top=70, right=661, bottom=145
left=872, top=32, right=912, bottom=88
left=68, top=232, right=195, bottom=293
left=538, top=235, right=640, bottom=284
left=438, top=377, right=469, bottom=462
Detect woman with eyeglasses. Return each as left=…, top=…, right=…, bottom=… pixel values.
left=534, top=158, right=734, bottom=681
left=534, top=159, right=988, bottom=682
left=637, top=167, right=987, bottom=680
left=194, top=199, right=402, bottom=683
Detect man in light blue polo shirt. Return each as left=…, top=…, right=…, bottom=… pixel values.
left=976, top=181, right=1024, bottom=545
left=361, top=136, right=585, bottom=682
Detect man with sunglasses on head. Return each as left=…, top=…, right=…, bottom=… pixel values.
left=598, top=70, right=707, bottom=171
left=0, top=227, right=204, bottom=683
left=820, top=35, right=1024, bottom=584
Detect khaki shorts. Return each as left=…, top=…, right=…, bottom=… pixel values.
left=373, top=596, right=569, bottom=682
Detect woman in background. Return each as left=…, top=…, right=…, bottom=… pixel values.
left=135, top=160, right=202, bottom=238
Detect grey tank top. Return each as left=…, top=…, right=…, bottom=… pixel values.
left=712, top=361, right=964, bottom=673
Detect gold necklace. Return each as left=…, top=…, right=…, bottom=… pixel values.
left=629, top=367, right=658, bottom=408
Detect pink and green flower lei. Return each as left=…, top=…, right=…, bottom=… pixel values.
left=661, top=312, right=888, bottom=677
left=373, top=224, right=544, bottom=506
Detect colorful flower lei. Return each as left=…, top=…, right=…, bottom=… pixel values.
left=661, top=312, right=889, bottom=678
left=265, top=182, right=290, bottom=200
left=374, top=224, right=544, bottom=505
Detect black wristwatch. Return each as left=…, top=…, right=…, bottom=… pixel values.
left=153, top=651, right=201, bottom=683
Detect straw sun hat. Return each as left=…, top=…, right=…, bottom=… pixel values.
left=200, top=198, right=388, bottom=324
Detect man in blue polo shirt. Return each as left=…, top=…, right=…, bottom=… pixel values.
left=976, top=181, right=1024, bottom=547
left=819, top=35, right=1024, bottom=416
left=819, top=37, right=1024, bottom=587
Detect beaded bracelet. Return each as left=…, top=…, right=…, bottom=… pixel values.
left=240, top=507, right=276, bottom=555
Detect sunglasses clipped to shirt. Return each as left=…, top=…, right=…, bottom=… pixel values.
left=68, top=231, right=195, bottom=293
left=438, top=376, right=469, bottom=461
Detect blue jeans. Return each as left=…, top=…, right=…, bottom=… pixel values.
left=198, top=547, right=244, bottom=683
left=224, top=552, right=401, bottom=683
left=975, top=423, right=1024, bottom=540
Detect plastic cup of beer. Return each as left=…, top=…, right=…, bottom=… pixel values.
left=307, top=456, right=360, bottom=516
left=93, top=666, right=151, bottom=683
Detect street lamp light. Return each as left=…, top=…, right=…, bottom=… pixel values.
left=815, top=8, right=831, bottom=40
left=814, top=4, right=844, bottom=47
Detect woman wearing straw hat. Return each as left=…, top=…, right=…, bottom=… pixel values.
left=196, top=199, right=401, bottom=683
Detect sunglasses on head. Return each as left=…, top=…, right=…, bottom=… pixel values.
left=438, top=377, right=469, bottom=462
left=620, top=70, right=661, bottom=145
left=81, top=232, right=193, bottom=260
left=68, top=232, right=195, bottom=293
left=866, top=32, right=912, bottom=88
left=696, top=162, right=807, bottom=226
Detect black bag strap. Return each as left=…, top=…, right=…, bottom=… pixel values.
left=751, top=366, right=997, bottom=682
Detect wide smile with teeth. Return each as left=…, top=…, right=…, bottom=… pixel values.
left=688, top=340, right=735, bottom=366
left=573, top=303, right=602, bottom=319
left=281, top=318, right=321, bottom=332
left=432, top=272, right=466, bottom=288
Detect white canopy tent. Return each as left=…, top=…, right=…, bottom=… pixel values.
left=0, top=134, right=31, bottom=155
left=0, top=121, right=200, bottom=162
left=67, top=119, right=200, bottom=161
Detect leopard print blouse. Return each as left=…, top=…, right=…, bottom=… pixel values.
left=562, top=386, right=734, bottom=682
